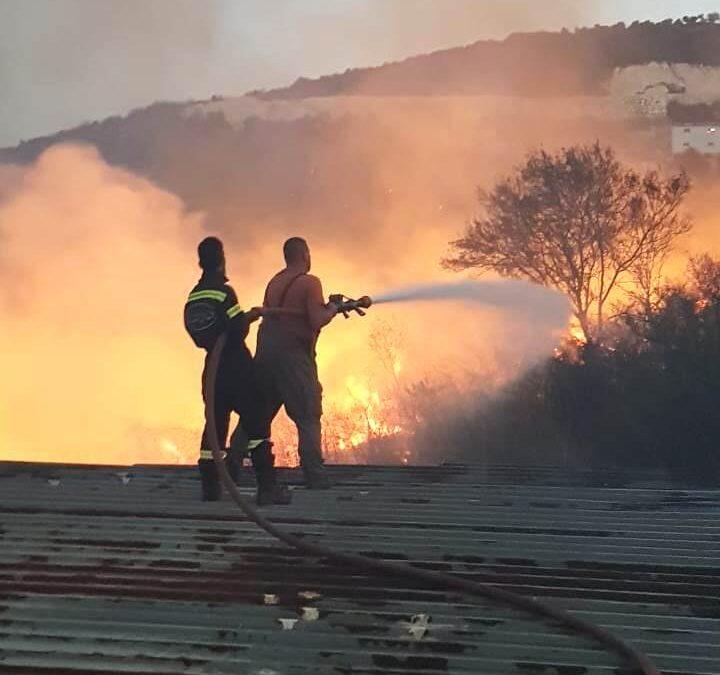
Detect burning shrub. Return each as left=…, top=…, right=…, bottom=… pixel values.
left=442, top=257, right=720, bottom=481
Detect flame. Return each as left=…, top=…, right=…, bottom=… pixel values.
left=342, top=377, right=402, bottom=439
left=1, top=91, right=607, bottom=469
left=568, top=323, right=587, bottom=344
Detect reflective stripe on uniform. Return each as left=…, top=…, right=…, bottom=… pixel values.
left=247, top=438, right=268, bottom=450
left=188, top=290, right=227, bottom=303
left=199, top=449, right=226, bottom=460
left=226, top=304, right=243, bottom=319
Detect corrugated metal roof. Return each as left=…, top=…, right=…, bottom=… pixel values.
left=0, top=461, right=718, bottom=674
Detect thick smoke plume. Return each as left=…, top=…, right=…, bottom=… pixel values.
left=0, top=140, right=572, bottom=466
left=2, top=32, right=699, bottom=466
left=0, top=144, right=206, bottom=464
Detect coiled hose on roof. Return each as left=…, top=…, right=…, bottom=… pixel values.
left=205, top=334, right=661, bottom=675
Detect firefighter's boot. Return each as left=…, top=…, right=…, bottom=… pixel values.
left=198, top=458, right=221, bottom=502
left=251, top=442, right=292, bottom=506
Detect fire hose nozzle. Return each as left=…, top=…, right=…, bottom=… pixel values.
left=329, top=294, right=373, bottom=318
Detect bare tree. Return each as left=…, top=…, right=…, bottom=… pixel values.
left=444, top=143, right=691, bottom=341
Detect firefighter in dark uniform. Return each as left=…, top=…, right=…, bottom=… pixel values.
left=184, top=236, right=291, bottom=505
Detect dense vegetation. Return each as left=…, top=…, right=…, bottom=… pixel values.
left=426, top=141, right=720, bottom=480
left=443, top=260, right=720, bottom=481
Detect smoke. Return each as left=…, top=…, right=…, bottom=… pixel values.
left=1, top=99, right=702, bottom=468
left=0, top=0, right=224, bottom=146
left=0, top=138, right=575, bottom=467
left=0, top=22, right=684, bottom=466
left=2, top=0, right=608, bottom=147
left=0, top=144, right=206, bottom=464
left=329, top=0, right=593, bottom=64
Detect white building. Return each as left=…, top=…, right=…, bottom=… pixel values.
left=672, top=124, right=720, bottom=154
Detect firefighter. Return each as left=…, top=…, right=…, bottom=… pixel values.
left=255, top=237, right=338, bottom=489
left=184, top=236, right=291, bottom=505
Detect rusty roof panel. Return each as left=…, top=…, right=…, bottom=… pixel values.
left=0, top=461, right=718, bottom=674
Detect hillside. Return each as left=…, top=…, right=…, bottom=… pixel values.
left=0, top=19, right=714, bottom=260
left=255, top=18, right=720, bottom=99
left=5, top=19, right=720, bottom=165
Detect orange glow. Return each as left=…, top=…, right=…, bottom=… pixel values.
left=568, top=323, right=587, bottom=344
left=3, top=91, right=671, bottom=468
left=0, top=140, right=576, bottom=469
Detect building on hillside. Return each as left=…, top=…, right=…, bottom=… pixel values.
left=672, top=123, right=720, bottom=154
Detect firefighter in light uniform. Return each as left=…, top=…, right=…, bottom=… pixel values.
left=184, top=236, right=291, bottom=505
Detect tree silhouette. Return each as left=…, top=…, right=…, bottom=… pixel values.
left=444, top=144, right=691, bottom=341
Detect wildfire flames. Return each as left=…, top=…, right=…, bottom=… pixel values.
left=331, top=375, right=404, bottom=449
left=3, top=91, right=702, bottom=468
left=0, top=148, right=592, bottom=468
left=0, top=145, right=463, bottom=467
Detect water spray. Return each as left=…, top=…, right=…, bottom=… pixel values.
left=331, top=279, right=569, bottom=325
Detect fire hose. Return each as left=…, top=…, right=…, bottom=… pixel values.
left=204, top=329, right=661, bottom=675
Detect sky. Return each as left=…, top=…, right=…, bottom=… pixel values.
left=1, top=0, right=719, bottom=147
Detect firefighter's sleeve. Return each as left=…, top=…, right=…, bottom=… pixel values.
left=223, top=286, right=250, bottom=345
